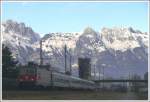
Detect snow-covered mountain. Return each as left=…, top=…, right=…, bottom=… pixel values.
left=2, top=20, right=148, bottom=79
left=74, top=27, right=148, bottom=78
left=2, top=20, right=40, bottom=64
left=32, top=32, right=82, bottom=74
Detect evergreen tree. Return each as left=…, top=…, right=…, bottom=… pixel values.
left=2, top=44, right=18, bottom=78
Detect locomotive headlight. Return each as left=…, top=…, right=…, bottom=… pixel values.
left=25, top=76, right=29, bottom=80
left=31, top=78, right=34, bottom=81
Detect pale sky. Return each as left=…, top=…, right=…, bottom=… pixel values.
left=2, top=2, right=149, bottom=36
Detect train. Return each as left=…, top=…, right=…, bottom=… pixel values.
left=17, top=63, right=96, bottom=90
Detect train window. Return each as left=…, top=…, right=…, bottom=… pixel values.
left=19, top=68, right=36, bottom=75
left=57, top=78, right=66, bottom=83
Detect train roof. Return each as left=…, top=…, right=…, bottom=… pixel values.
left=52, top=71, right=95, bottom=83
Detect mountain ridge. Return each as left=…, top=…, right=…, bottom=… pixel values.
left=2, top=20, right=148, bottom=79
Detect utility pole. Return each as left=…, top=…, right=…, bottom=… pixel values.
left=98, top=66, right=101, bottom=89
left=40, top=40, right=43, bottom=65
left=103, top=66, right=104, bottom=80
left=99, top=67, right=101, bottom=80
left=64, top=45, right=67, bottom=73
left=69, top=54, right=72, bottom=75
left=94, top=65, right=96, bottom=80
left=103, top=66, right=104, bottom=90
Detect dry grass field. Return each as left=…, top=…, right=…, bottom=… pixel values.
left=2, top=89, right=148, bottom=100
